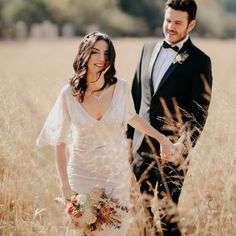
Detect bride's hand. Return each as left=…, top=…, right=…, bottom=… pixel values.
left=60, top=184, right=72, bottom=204
left=161, top=138, right=186, bottom=163
left=54, top=184, right=71, bottom=206
left=160, top=138, right=177, bottom=162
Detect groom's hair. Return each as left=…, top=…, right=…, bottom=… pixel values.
left=166, top=0, right=197, bottom=23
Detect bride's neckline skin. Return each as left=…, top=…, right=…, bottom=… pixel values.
left=77, top=39, right=117, bottom=121
left=86, top=75, right=106, bottom=98
left=78, top=82, right=117, bottom=121
left=85, top=74, right=109, bottom=103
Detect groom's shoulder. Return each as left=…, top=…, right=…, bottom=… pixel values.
left=140, top=39, right=161, bottom=58
left=143, top=39, right=159, bottom=51
left=189, top=40, right=211, bottom=61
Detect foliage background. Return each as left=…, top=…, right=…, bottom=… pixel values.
left=0, top=0, right=236, bottom=38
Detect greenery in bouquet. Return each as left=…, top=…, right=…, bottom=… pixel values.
left=66, top=188, right=128, bottom=235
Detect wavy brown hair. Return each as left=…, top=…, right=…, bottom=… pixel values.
left=166, top=0, right=197, bottom=23
left=70, top=31, right=117, bottom=102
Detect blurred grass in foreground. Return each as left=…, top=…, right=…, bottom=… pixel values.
left=0, top=37, right=236, bottom=235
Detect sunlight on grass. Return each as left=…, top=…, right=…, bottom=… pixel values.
left=0, top=38, right=236, bottom=235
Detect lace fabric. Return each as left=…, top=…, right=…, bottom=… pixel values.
left=37, top=78, right=135, bottom=235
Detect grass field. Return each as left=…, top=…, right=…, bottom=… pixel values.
left=0, top=37, right=236, bottom=235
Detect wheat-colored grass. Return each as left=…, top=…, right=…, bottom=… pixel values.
left=0, top=37, right=236, bottom=235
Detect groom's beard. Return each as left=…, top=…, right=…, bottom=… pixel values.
left=164, top=27, right=188, bottom=44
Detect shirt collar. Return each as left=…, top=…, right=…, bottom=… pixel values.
left=165, top=35, right=189, bottom=51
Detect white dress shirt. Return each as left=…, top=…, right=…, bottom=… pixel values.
left=152, top=35, right=189, bottom=93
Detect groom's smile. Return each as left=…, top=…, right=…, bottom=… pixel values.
left=163, top=6, right=196, bottom=44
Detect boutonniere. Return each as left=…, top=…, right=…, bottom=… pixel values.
left=173, top=51, right=189, bottom=64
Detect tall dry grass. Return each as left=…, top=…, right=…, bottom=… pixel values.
left=0, top=37, right=236, bottom=235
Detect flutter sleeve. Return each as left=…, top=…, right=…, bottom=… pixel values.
left=36, top=85, right=72, bottom=146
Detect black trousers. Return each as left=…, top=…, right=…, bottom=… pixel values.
left=133, top=143, right=185, bottom=236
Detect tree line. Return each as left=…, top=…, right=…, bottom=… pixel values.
left=0, top=0, right=235, bottom=39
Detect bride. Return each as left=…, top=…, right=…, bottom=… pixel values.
left=37, top=31, right=177, bottom=236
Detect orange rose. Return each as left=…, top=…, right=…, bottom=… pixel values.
left=73, top=210, right=83, bottom=218
left=66, top=203, right=74, bottom=215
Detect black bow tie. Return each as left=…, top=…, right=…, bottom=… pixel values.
left=162, top=41, right=179, bottom=52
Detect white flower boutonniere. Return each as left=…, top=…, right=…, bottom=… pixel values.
left=173, top=51, right=189, bottom=64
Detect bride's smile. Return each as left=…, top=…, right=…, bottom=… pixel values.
left=87, top=40, right=109, bottom=81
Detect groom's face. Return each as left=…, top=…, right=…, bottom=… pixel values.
left=163, top=7, right=195, bottom=44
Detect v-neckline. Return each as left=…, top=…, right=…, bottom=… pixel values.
left=77, top=79, right=119, bottom=122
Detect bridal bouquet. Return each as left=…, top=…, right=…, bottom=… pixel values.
left=66, top=188, right=128, bottom=235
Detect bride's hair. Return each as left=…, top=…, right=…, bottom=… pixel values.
left=70, top=31, right=117, bottom=102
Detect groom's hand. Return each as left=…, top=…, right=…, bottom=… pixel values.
left=160, top=138, right=176, bottom=161
left=174, top=142, right=185, bottom=156
left=161, top=142, right=185, bottom=163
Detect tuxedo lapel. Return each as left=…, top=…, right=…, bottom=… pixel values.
left=149, top=41, right=163, bottom=76
left=132, top=41, right=162, bottom=154
left=154, top=57, right=180, bottom=93
left=153, top=39, right=192, bottom=95
left=148, top=41, right=163, bottom=94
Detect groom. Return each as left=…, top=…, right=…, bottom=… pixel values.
left=127, top=0, right=213, bottom=235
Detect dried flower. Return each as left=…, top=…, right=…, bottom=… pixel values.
left=173, top=51, right=189, bottom=64
left=76, top=194, right=87, bottom=205
left=66, top=188, right=128, bottom=235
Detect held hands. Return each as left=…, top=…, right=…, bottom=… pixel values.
left=160, top=137, right=176, bottom=162
left=160, top=137, right=185, bottom=162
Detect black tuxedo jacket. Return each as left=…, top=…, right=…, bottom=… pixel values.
left=127, top=38, right=213, bottom=155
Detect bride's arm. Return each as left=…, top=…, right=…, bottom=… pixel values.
left=55, top=143, right=71, bottom=202
left=128, top=114, right=175, bottom=158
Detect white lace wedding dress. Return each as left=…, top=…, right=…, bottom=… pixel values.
left=37, top=78, right=136, bottom=236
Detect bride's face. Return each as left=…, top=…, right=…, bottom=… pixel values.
left=87, top=40, right=109, bottom=75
